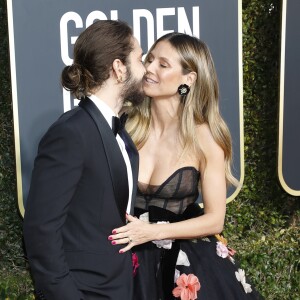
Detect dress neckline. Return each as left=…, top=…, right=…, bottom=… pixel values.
left=138, top=166, right=199, bottom=190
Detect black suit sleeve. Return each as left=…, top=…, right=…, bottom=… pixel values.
left=23, top=121, right=85, bottom=300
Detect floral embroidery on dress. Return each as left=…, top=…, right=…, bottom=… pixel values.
left=172, top=273, right=201, bottom=300
left=215, top=235, right=252, bottom=294
left=174, top=253, right=199, bottom=298
left=215, top=234, right=236, bottom=263
left=132, top=252, right=139, bottom=277
left=139, top=212, right=150, bottom=222
left=139, top=213, right=174, bottom=249
left=174, top=268, right=181, bottom=283
left=152, top=237, right=173, bottom=249
left=176, top=250, right=191, bottom=267
left=235, top=268, right=253, bottom=294
left=152, top=221, right=174, bottom=249
left=201, top=237, right=211, bottom=242
left=216, top=241, right=229, bottom=258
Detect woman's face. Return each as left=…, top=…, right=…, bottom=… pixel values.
left=143, top=40, right=186, bottom=99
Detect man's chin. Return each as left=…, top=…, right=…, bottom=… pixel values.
left=121, top=80, right=145, bottom=106
left=127, top=93, right=145, bottom=106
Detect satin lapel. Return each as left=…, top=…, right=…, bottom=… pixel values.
left=120, top=130, right=139, bottom=215
left=79, top=98, right=128, bottom=223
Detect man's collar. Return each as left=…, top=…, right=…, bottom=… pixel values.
left=88, top=94, right=116, bottom=129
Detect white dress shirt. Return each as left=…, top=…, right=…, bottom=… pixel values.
left=89, top=94, right=133, bottom=213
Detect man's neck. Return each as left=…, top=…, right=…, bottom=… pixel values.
left=93, top=81, right=123, bottom=115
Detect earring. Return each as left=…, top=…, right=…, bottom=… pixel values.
left=178, top=84, right=190, bottom=96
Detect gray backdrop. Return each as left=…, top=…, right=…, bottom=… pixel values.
left=7, top=0, right=242, bottom=214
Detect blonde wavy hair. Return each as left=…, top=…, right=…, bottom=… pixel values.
left=125, top=32, right=237, bottom=186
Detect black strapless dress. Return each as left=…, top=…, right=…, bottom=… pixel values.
left=133, top=167, right=262, bottom=300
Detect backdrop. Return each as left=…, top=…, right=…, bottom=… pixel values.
left=7, top=0, right=243, bottom=215
left=278, top=0, right=300, bottom=196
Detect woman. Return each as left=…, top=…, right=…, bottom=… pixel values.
left=109, top=33, right=262, bottom=300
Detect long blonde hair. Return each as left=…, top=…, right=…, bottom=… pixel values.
left=125, top=32, right=236, bottom=186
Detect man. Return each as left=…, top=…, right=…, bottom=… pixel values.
left=23, top=20, right=145, bottom=300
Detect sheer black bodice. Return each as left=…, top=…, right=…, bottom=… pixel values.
left=135, top=166, right=200, bottom=215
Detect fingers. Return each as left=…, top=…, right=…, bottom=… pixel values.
left=111, top=214, right=137, bottom=236
left=119, top=244, right=133, bottom=253
left=126, top=214, right=137, bottom=222
left=109, top=232, right=129, bottom=241
left=108, top=214, right=145, bottom=252
left=108, top=222, right=134, bottom=245
left=110, top=236, right=131, bottom=245
left=108, top=232, right=135, bottom=253
left=112, top=225, right=127, bottom=235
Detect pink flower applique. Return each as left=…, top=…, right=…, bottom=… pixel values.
left=172, top=273, right=201, bottom=300
left=215, top=234, right=236, bottom=263
left=216, top=241, right=229, bottom=258
left=132, top=252, right=139, bottom=277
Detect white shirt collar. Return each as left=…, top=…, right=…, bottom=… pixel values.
left=88, top=94, right=117, bottom=129
left=87, top=95, right=133, bottom=213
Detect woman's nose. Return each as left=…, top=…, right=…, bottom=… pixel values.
left=142, top=63, right=146, bottom=73
left=145, top=61, right=155, bottom=73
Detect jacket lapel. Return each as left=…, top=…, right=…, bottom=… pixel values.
left=79, top=97, right=128, bottom=223
left=120, top=130, right=139, bottom=215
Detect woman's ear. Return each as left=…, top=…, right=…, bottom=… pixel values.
left=185, top=71, right=197, bottom=86
left=112, top=59, right=127, bottom=83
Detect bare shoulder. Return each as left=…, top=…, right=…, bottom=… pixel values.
left=196, top=123, right=224, bottom=159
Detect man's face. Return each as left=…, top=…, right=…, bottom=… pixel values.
left=121, top=37, right=146, bottom=106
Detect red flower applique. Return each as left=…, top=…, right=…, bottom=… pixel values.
left=132, top=252, right=139, bottom=277
left=172, top=273, right=201, bottom=300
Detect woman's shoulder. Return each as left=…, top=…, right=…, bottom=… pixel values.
left=195, top=123, right=224, bottom=158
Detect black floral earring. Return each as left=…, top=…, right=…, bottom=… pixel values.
left=177, top=84, right=190, bottom=96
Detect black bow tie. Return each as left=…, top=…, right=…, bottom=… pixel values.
left=112, top=113, right=128, bottom=136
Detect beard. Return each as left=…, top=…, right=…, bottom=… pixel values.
left=121, top=69, right=145, bottom=107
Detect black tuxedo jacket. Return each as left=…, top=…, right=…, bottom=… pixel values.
left=23, top=97, right=139, bottom=300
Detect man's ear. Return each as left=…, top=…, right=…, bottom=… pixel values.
left=185, top=71, right=197, bottom=86
left=112, top=59, right=127, bottom=82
